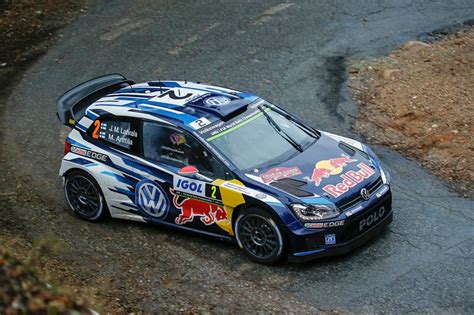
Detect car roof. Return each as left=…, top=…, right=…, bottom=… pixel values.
left=85, top=80, right=259, bottom=128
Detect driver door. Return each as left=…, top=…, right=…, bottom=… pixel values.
left=140, top=121, right=234, bottom=236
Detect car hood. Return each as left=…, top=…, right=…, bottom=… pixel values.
left=246, top=132, right=382, bottom=207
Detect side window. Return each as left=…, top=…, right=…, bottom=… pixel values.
left=89, top=117, right=140, bottom=152
left=143, top=122, right=228, bottom=178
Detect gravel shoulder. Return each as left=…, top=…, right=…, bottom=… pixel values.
left=0, top=1, right=93, bottom=312
left=349, top=26, right=473, bottom=198
left=0, top=0, right=87, bottom=87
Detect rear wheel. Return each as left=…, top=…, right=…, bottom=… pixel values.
left=64, top=170, right=108, bottom=221
left=235, top=208, right=286, bottom=264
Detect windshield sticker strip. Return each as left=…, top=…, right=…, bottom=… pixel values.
left=204, top=107, right=269, bottom=141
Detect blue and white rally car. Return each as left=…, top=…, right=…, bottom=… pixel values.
left=57, top=74, right=392, bottom=264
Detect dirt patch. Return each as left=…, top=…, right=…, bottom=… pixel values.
left=349, top=26, right=473, bottom=198
left=0, top=0, right=87, bottom=87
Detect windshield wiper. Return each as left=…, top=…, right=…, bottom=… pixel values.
left=258, top=106, right=303, bottom=152
left=278, top=110, right=320, bottom=139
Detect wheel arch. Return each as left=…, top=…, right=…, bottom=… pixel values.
left=62, top=166, right=101, bottom=185
left=231, top=200, right=288, bottom=233
left=62, top=166, right=111, bottom=221
left=62, top=166, right=111, bottom=211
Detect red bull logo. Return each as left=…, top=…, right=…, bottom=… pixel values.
left=304, top=156, right=357, bottom=186
left=170, top=133, right=186, bottom=145
left=170, top=189, right=228, bottom=225
left=323, top=163, right=376, bottom=198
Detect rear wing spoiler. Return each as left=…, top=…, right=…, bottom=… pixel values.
left=56, top=73, right=135, bottom=127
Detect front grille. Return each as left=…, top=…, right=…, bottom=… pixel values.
left=338, top=177, right=384, bottom=211
left=339, top=195, right=392, bottom=243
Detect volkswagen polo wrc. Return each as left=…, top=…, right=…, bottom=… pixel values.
left=57, top=74, right=392, bottom=264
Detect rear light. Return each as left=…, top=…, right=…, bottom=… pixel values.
left=64, top=139, right=71, bottom=155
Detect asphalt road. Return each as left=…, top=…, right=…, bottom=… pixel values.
left=1, top=0, right=473, bottom=313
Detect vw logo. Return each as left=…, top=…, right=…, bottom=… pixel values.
left=204, top=96, right=231, bottom=106
left=360, top=188, right=370, bottom=201
left=135, top=180, right=169, bottom=219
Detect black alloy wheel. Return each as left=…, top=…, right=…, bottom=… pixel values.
left=235, top=208, right=285, bottom=264
left=64, top=170, right=108, bottom=221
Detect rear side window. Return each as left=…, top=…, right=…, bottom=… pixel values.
left=89, top=117, right=140, bottom=152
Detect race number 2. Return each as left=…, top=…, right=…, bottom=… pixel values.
left=92, top=120, right=101, bottom=139
left=205, top=184, right=221, bottom=200
left=189, top=117, right=211, bottom=130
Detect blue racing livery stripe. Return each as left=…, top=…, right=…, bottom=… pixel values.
left=92, top=109, right=112, bottom=116
left=86, top=110, right=99, bottom=120
left=113, top=87, right=165, bottom=94
left=67, top=138, right=91, bottom=150
left=236, top=93, right=258, bottom=100
left=75, top=123, right=87, bottom=132
left=293, top=248, right=325, bottom=257
left=115, top=96, right=191, bottom=113
left=127, top=107, right=197, bottom=125
left=120, top=201, right=138, bottom=209
left=110, top=186, right=135, bottom=200
left=97, top=102, right=138, bottom=108
left=101, top=170, right=137, bottom=186
left=111, top=205, right=138, bottom=214
left=68, top=157, right=97, bottom=167
left=121, top=156, right=174, bottom=181
left=159, top=81, right=181, bottom=88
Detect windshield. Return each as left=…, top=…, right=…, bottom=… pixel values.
left=203, top=104, right=317, bottom=171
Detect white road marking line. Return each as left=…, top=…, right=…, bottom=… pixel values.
left=251, top=3, right=295, bottom=26
left=168, top=22, right=221, bottom=55
left=101, top=18, right=154, bottom=41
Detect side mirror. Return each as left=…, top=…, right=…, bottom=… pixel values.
left=178, top=165, right=199, bottom=177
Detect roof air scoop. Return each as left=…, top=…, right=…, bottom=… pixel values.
left=186, top=94, right=250, bottom=118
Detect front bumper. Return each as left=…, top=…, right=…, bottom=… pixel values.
left=287, top=190, right=392, bottom=263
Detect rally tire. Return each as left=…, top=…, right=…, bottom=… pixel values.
left=235, top=208, right=286, bottom=265
left=64, top=170, right=109, bottom=222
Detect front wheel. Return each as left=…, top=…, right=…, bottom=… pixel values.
left=235, top=208, right=286, bottom=264
left=64, top=170, right=108, bottom=222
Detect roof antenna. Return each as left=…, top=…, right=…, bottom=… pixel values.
left=184, top=70, right=187, bottom=84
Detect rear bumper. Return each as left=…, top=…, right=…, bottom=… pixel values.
left=288, top=209, right=392, bottom=263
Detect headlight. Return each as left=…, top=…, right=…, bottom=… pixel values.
left=380, top=167, right=391, bottom=184
left=291, top=204, right=341, bottom=221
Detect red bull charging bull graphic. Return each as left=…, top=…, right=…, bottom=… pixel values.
left=304, top=156, right=357, bottom=186
left=170, top=189, right=228, bottom=226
